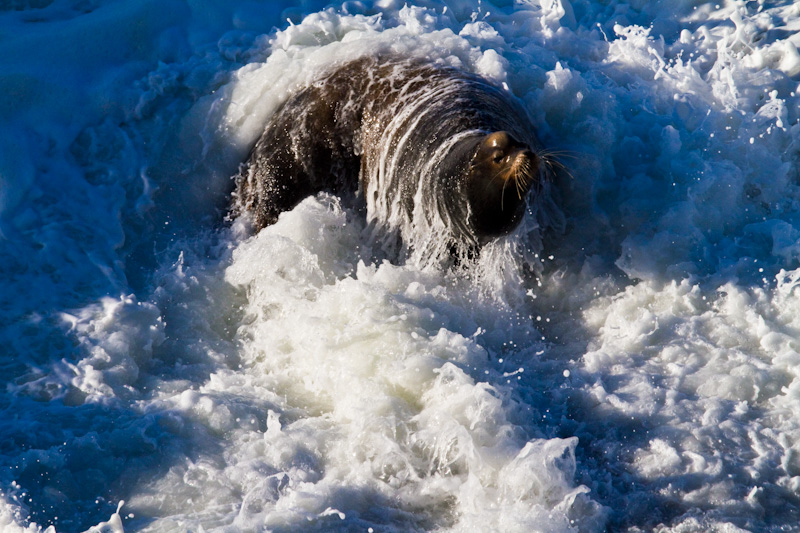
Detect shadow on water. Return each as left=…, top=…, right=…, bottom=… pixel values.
left=0, top=256, right=246, bottom=530
left=268, top=485, right=452, bottom=533
left=0, top=394, right=225, bottom=532
left=0, top=3, right=274, bottom=525
left=0, top=74, right=243, bottom=533
left=1, top=258, right=242, bottom=532
left=565, top=390, right=800, bottom=531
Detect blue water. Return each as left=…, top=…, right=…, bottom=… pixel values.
left=2, top=0, right=800, bottom=531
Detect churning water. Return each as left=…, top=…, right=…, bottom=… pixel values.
left=1, top=0, right=800, bottom=531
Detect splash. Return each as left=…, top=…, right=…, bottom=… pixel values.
left=2, top=0, right=800, bottom=531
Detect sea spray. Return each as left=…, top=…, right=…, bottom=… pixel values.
left=2, top=0, right=800, bottom=531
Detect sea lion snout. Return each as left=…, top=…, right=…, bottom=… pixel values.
left=464, top=131, right=539, bottom=237
left=509, top=148, right=539, bottom=196
left=471, top=132, right=538, bottom=199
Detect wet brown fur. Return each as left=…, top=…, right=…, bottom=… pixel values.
left=235, top=55, right=543, bottom=249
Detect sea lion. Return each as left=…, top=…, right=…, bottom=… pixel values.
left=234, top=55, right=544, bottom=261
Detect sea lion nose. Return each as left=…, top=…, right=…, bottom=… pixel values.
left=507, top=148, right=538, bottom=196
left=519, top=149, right=538, bottom=167
left=522, top=149, right=538, bottom=167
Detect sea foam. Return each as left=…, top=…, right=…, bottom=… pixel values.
left=2, top=0, right=800, bottom=531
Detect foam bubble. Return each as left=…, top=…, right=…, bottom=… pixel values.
left=2, top=0, right=800, bottom=531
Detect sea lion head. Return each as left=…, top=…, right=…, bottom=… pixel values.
left=464, top=131, right=539, bottom=238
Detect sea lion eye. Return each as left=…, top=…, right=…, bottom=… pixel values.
left=492, top=151, right=504, bottom=164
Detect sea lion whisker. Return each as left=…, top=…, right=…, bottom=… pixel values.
left=513, top=166, right=525, bottom=199
left=515, top=168, right=525, bottom=199
left=533, top=151, right=572, bottom=181
left=519, top=159, right=533, bottom=183
left=538, top=149, right=578, bottom=160
left=509, top=154, right=537, bottom=199
left=544, top=157, right=574, bottom=181
left=484, top=165, right=511, bottom=193
left=499, top=172, right=509, bottom=211
left=511, top=162, right=529, bottom=205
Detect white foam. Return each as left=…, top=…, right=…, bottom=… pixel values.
left=2, top=0, right=800, bottom=531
